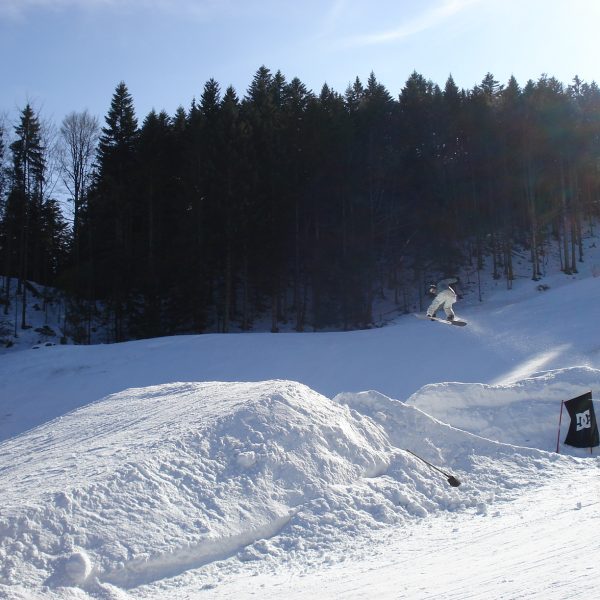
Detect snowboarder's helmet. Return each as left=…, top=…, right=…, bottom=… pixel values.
left=428, top=284, right=437, bottom=295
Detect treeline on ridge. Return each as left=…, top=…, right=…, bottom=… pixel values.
left=1, top=67, right=600, bottom=342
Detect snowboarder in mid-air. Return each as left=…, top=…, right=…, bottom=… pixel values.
left=427, top=277, right=460, bottom=322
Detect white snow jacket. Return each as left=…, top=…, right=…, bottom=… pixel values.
left=427, top=278, right=458, bottom=318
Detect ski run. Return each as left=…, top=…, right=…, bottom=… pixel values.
left=1, top=242, right=600, bottom=599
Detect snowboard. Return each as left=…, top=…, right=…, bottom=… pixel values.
left=415, top=313, right=467, bottom=327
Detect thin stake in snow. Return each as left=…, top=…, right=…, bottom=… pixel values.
left=556, top=400, right=564, bottom=453
left=405, top=449, right=461, bottom=487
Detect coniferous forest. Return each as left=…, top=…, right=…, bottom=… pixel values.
left=1, top=68, right=600, bottom=342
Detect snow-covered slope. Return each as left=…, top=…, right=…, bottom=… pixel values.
left=4, top=271, right=600, bottom=444
left=406, top=366, right=600, bottom=454
left=1, top=380, right=588, bottom=599
left=2, top=242, right=600, bottom=599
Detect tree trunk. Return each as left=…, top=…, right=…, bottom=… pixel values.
left=294, top=198, right=303, bottom=331
left=223, top=240, right=232, bottom=333
left=559, top=160, right=571, bottom=274
left=241, top=248, right=249, bottom=331
left=270, top=288, right=279, bottom=333
left=526, top=162, right=540, bottom=280
left=504, top=236, right=513, bottom=289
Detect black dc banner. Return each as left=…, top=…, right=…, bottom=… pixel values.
left=564, top=392, right=599, bottom=448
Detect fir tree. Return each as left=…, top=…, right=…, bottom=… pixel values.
left=8, top=104, right=46, bottom=329
left=97, top=81, right=138, bottom=173
left=92, top=81, right=139, bottom=341
left=243, top=66, right=287, bottom=332
left=0, top=123, right=6, bottom=203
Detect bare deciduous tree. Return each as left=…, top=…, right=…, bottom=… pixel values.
left=59, top=110, right=99, bottom=262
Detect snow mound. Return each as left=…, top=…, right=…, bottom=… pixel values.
left=0, top=380, right=583, bottom=596
left=406, top=366, right=600, bottom=454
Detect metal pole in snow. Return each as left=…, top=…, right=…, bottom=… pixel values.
left=556, top=400, right=564, bottom=453
left=405, top=449, right=461, bottom=487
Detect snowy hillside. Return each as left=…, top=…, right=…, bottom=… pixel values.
left=1, top=241, right=600, bottom=599
left=1, top=380, right=592, bottom=599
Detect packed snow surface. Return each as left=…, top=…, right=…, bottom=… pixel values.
left=2, top=245, right=600, bottom=599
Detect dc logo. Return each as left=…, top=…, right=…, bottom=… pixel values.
left=576, top=410, right=592, bottom=431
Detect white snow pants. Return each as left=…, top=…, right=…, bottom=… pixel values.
left=427, top=289, right=456, bottom=318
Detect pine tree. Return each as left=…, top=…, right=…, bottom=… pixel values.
left=399, top=72, right=440, bottom=276
left=92, top=81, right=139, bottom=341
left=281, top=77, right=314, bottom=331
left=344, top=76, right=364, bottom=114
left=39, top=198, right=70, bottom=284
left=130, top=109, right=174, bottom=337
left=97, top=82, right=138, bottom=171
left=464, top=74, right=505, bottom=278
left=307, top=83, right=352, bottom=329
left=175, top=80, right=222, bottom=333
left=243, top=66, right=286, bottom=332
left=0, top=123, right=6, bottom=202
left=495, top=75, right=524, bottom=286
left=8, top=104, right=46, bottom=329
left=573, top=81, right=600, bottom=229
left=438, top=75, right=466, bottom=244
left=0, top=123, right=10, bottom=313
left=352, top=72, right=396, bottom=326
left=217, top=86, right=245, bottom=331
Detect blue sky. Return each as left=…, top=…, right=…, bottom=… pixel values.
left=2, top=0, right=600, bottom=126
